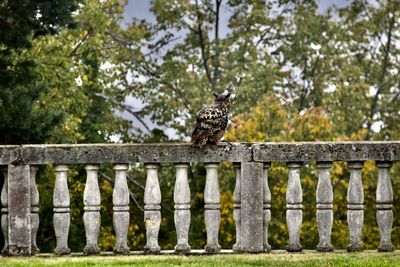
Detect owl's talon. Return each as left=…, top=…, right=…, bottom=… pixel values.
left=221, top=140, right=235, bottom=147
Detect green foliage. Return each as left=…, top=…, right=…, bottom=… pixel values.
left=0, top=0, right=79, bottom=49
left=118, top=0, right=400, bottom=140
left=1, top=0, right=400, bottom=255
left=0, top=0, right=80, bottom=144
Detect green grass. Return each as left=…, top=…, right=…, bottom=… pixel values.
left=1, top=251, right=400, bottom=267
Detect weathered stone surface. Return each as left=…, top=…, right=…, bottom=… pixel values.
left=144, top=164, right=161, bottom=254
left=232, top=163, right=241, bottom=253
left=113, top=164, right=130, bottom=254
left=263, top=163, right=271, bottom=252
left=53, top=165, right=71, bottom=255
left=376, top=162, right=394, bottom=252
left=0, top=142, right=399, bottom=164
left=347, top=162, right=364, bottom=252
left=204, top=163, right=221, bottom=253
left=316, top=162, right=333, bottom=252
left=83, top=165, right=101, bottom=255
left=30, top=166, right=40, bottom=255
left=8, top=164, right=31, bottom=256
left=286, top=163, right=303, bottom=252
left=174, top=164, right=191, bottom=253
left=241, top=162, right=263, bottom=253
left=0, top=146, right=18, bottom=165
left=18, top=143, right=252, bottom=164
left=253, top=142, right=400, bottom=162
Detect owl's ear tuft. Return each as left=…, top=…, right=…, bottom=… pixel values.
left=213, top=92, right=218, bottom=98
left=224, top=92, right=231, bottom=99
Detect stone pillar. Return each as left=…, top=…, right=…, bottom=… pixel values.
left=240, top=162, right=263, bottom=252
left=347, top=161, right=364, bottom=252
left=8, top=164, right=31, bottom=256
left=376, top=161, right=394, bottom=252
left=144, top=164, right=161, bottom=253
left=263, top=163, right=272, bottom=252
left=1, top=167, right=8, bottom=256
left=83, top=165, right=101, bottom=255
left=316, top=162, right=333, bottom=252
left=30, top=166, right=40, bottom=255
left=232, top=163, right=241, bottom=253
left=204, top=163, right=221, bottom=253
left=113, top=164, right=130, bottom=254
left=286, top=162, right=303, bottom=252
left=53, top=165, right=70, bottom=255
left=174, top=164, right=191, bottom=253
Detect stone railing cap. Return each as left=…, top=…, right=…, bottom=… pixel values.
left=0, top=142, right=399, bottom=165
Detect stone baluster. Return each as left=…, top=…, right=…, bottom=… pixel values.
left=347, top=161, right=364, bottom=252
left=263, top=163, right=272, bottom=252
left=1, top=167, right=8, bottom=255
left=30, top=166, right=40, bottom=255
left=316, top=162, right=334, bottom=252
left=376, top=161, right=394, bottom=252
left=286, top=162, right=303, bottom=252
left=241, top=162, right=264, bottom=252
left=233, top=163, right=241, bottom=253
left=53, top=165, right=71, bottom=255
left=113, top=164, right=130, bottom=254
left=83, top=165, right=101, bottom=255
left=8, top=164, right=31, bottom=255
left=144, top=164, right=161, bottom=253
left=204, top=163, right=221, bottom=253
left=174, top=164, right=191, bottom=253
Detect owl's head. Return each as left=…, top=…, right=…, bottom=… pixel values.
left=213, top=92, right=231, bottom=109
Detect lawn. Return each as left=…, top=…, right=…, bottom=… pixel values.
left=1, top=251, right=400, bottom=267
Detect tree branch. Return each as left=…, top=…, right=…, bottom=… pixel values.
left=99, top=171, right=144, bottom=211
left=96, top=93, right=152, bottom=133
left=69, top=29, right=91, bottom=57
left=389, top=86, right=400, bottom=105
left=212, top=0, right=222, bottom=91
left=139, top=62, right=191, bottom=111
left=105, top=30, right=133, bottom=46
left=127, top=174, right=145, bottom=190
left=195, top=0, right=214, bottom=89
left=144, top=35, right=181, bottom=57
left=255, top=3, right=293, bottom=47
left=366, top=10, right=395, bottom=139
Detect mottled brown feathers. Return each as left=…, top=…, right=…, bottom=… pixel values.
left=191, top=93, right=231, bottom=148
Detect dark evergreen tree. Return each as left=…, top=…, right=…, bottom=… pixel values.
left=0, top=0, right=80, bottom=251
left=0, top=0, right=80, bottom=144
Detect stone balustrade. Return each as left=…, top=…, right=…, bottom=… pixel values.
left=0, top=142, right=399, bottom=256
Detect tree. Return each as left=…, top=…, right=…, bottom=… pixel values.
left=0, top=0, right=80, bottom=144
left=109, top=0, right=290, bottom=138
left=110, top=0, right=400, bottom=141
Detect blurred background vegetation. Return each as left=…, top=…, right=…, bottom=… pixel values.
left=0, top=0, right=399, bottom=252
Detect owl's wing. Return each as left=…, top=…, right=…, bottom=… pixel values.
left=191, top=107, right=226, bottom=142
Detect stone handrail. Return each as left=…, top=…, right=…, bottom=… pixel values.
left=0, top=142, right=399, bottom=255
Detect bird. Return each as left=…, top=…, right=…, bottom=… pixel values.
left=191, top=92, right=231, bottom=148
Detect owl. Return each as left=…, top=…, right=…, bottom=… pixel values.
left=191, top=92, right=231, bottom=148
